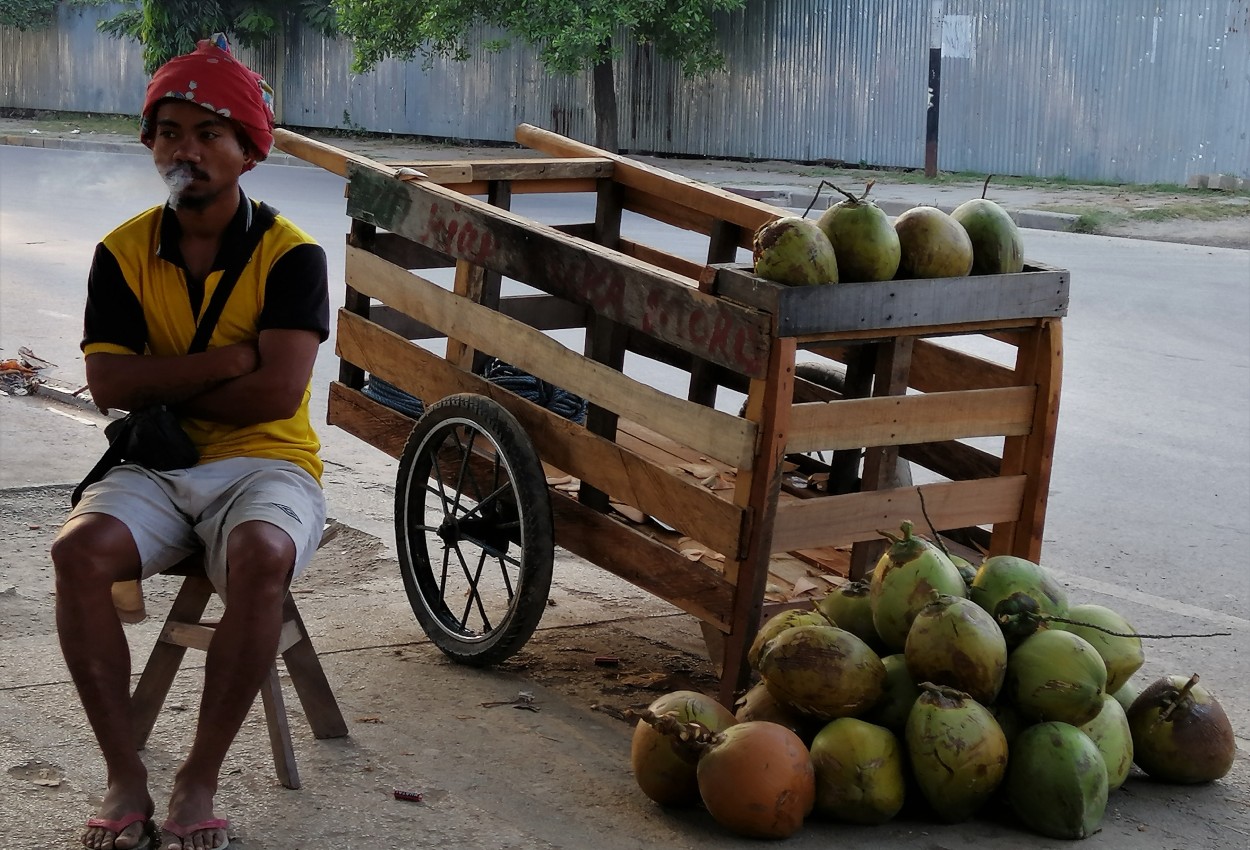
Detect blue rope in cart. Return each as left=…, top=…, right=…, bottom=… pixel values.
left=362, top=376, right=425, bottom=418
left=484, top=359, right=588, bottom=424
left=361, top=363, right=587, bottom=425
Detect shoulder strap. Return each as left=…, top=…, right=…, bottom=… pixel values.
left=187, top=201, right=279, bottom=355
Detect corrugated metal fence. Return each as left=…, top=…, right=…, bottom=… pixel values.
left=3, top=0, right=1246, bottom=183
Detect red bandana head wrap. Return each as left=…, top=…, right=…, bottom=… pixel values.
left=140, top=33, right=275, bottom=170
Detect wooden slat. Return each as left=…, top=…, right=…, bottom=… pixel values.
left=795, top=318, right=1047, bottom=345
left=908, top=338, right=1017, bottom=392
left=345, top=164, right=773, bottom=378
left=549, top=489, right=734, bottom=630
left=160, top=621, right=214, bottom=652
left=274, top=128, right=471, bottom=182
left=771, top=476, right=1028, bottom=553
left=371, top=304, right=441, bottom=341
left=386, top=157, right=614, bottom=182
left=899, top=440, right=1002, bottom=481
left=617, top=238, right=706, bottom=281
left=327, top=381, right=413, bottom=458
left=332, top=322, right=747, bottom=554
left=366, top=232, right=454, bottom=271
left=447, top=178, right=601, bottom=196
left=719, top=336, right=797, bottom=704
left=710, top=263, right=1069, bottom=337
left=787, top=386, right=1036, bottom=453
left=343, top=248, right=757, bottom=469
left=517, top=123, right=781, bottom=243
left=992, top=320, right=1063, bottom=560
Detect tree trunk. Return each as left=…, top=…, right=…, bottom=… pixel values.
left=592, top=43, right=619, bottom=153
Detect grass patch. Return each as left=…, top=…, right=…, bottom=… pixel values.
left=1130, top=202, right=1249, bottom=222
left=0, top=108, right=141, bottom=134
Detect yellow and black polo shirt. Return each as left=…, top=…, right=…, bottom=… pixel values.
left=82, top=189, right=330, bottom=483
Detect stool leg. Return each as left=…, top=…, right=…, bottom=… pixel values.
left=280, top=594, right=349, bottom=739
left=259, top=665, right=300, bottom=789
left=131, top=576, right=215, bottom=749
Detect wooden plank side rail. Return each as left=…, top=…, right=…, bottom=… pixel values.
left=332, top=317, right=748, bottom=555
left=516, top=123, right=781, bottom=249
left=787, top=385, right=1037, bottom=453
left=274, top=128, right=471, bottom=183
left=770, top=476, right=1028, bottom=553
left=344, top=164, right=774, bottom=379
left=342, top=248, right=757, bottom=470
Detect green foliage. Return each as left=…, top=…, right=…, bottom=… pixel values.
left=95, top=1, right=339, bottom=74
left=0, top=0, right=56, bottom=30
left=333, top=0, right=745, bottom=77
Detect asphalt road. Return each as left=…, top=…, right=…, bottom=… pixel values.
left=1, top=142, right=1247, bottom=739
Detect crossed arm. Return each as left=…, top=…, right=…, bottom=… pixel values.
left=85, top=328, right=321, bottom=425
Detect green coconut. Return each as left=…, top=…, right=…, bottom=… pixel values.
left=753, top=216, right=839, bottom=286
left=1052, top=603, right=1144, bottom=694
left=950, top=178, right=1025, bottom=275
left=1126, top=674, right=1236, bottom=784
left=869, top=521, right=967, bottom=651
left=1079, top=693, right=1134, bottom=791
left=1005, top=629, right=1108, bottom=726
left=861, top=653, right=921, bottom=732
left=758, top=624, right=886, bottom=720
left=893, top=206, right=974, bottom=279
left=815, top=580, right=883, bottom=652
left=904, top=593, right=1008, bottom=704
left=810, top=717, right=906, bottom=824
left=1006, top=721, right=1109, bottom=840
left=815, top=182, right=901, bottom=282
left=733, top=681, right=818, bottom=742
left=747, top=608, right=830, bottom=670
left=1111, top=679, right=1140, bottom=715
left=630, top=690, right=738, bottom=806
left=969, top=554, right=1069, bottom=646
left=905, top=683, right=1009, bottom=823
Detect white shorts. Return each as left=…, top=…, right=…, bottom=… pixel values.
left=69, top=457, right=326, bottom=592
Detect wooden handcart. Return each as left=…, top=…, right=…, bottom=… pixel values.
left=275, top=126, right=1068, bottom=705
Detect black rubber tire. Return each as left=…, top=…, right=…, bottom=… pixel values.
left=394, top=393, right=554, bottom=666
left=794, top=360, right=848, bottom=396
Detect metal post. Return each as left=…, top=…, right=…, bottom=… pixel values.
left=925, top=1, right=944, bottom=178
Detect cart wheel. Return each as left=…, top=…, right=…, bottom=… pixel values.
left=395, top=393, right=554, bottom=666
left=795, top=360, right=848, bottom=395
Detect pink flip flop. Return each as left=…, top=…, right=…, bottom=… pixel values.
left=84, top=812, right=153, bottom=850
left=160, top=817, right=230, bottom=850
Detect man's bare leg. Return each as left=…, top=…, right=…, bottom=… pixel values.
left=160, top=520, right=295, bottom=850
left=53, top=514, right=153, bottom=850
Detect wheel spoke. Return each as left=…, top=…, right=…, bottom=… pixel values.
left=451, top=543, right=493, bottom=633
left=450, top=428, right=477, bottom=517
left=457, top=480, right=513, bottom=521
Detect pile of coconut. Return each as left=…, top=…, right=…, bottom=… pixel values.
left=629, top=521, right=1235, bottom=840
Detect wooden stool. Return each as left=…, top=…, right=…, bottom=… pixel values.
left=130, top=526, right=349, bottom=789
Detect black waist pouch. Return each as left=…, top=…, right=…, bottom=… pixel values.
left=105, top=405, right=199, bottom=470
left=72, top=405, right=199, bottom=506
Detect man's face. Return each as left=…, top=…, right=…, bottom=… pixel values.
left=151, top=99, right=253, bottom=212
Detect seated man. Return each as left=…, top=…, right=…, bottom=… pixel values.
left=50, top=35, right=330, bottom=850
